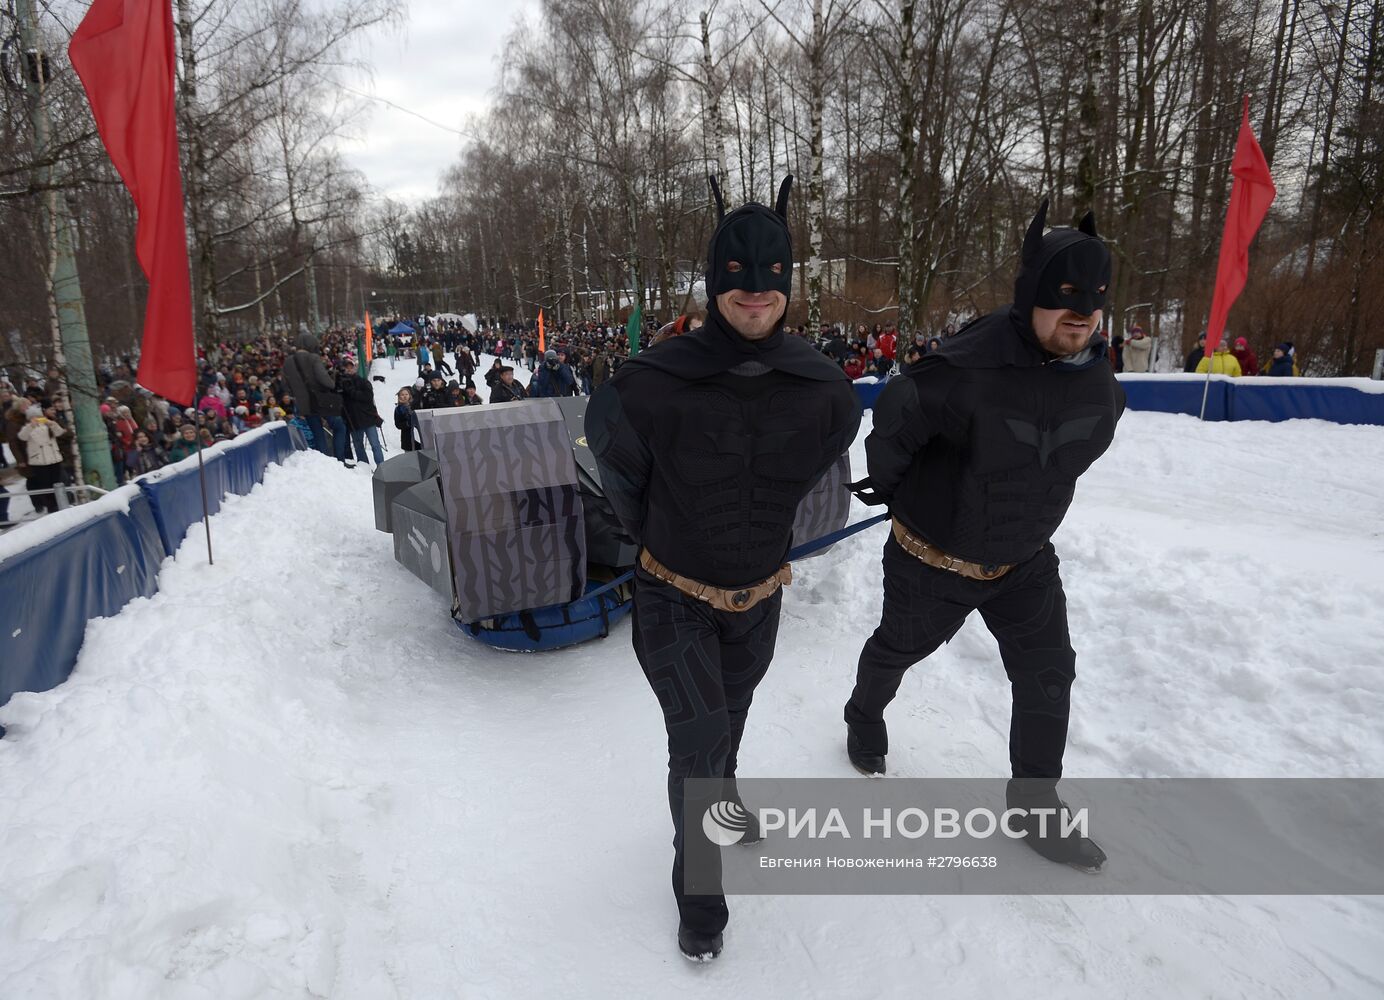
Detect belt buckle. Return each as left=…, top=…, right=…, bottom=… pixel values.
left=731, top=589, right=752, bottom=609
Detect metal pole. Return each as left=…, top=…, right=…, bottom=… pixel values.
left=16, top=0, right=117, bottom=491
left=192, top=391, right=214, bottom=565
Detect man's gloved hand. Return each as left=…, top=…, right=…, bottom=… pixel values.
left=847, top=476, right=889, bottom=506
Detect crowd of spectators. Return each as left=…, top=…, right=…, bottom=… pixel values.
left=1, top=310, right=1305, bottom=528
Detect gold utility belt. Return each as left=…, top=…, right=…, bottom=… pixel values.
left=638, top=549, right=791, bottom=613
left=891, top=517, right=1015, bottom=582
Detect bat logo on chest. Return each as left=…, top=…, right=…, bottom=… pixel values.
left=1004, top=415, right=1103, bottom=468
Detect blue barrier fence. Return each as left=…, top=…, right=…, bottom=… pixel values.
left=0, top=424, right=307, bottom=729
left=853, top=373, right=1384, bottom=426
left=1113, top=374, right=1384, bottom=424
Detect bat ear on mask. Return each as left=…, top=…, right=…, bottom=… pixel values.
left=1078, top=211, right=1100, bottom=238
left=708, top=174, right=725, bottom=221
left=1023, top=198, right=1049, bottom=262
left=775, top=175, right=794, bottom=219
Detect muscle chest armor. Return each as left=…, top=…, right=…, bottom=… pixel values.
left=902, top=364, right=1119, bottom=564
left=644, top=370, right=841, bottom=585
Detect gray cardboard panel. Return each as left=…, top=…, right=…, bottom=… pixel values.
left=430, top=401, right=588, bottom=621
left=452, top=518, right=587, bottom=621
left=392, top=501, right=453, bottom=599
left=792, top=453, right=852, bottom=559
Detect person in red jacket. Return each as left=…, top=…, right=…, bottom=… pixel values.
left=843, top=350, right=866, bottom=380
left=877, top=328, right=898, bottom=360
left=1232, top=336, right=1259, bottom=376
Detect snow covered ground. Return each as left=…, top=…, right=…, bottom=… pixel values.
left=3, top=357, right=1383, bottom=999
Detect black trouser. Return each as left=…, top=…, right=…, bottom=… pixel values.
left=631, top=569, right=781, bottom=935
left=846, top=535, right=1075, bottom=782
left=27, top=463, right=63, bottom=514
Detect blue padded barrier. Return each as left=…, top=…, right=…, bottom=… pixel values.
left=860, top=372, right=1381, bottom=425
left=0, top=489, right=165, bottom=721
left=0, top=424, right=310, bottom=726
left=139, top=454, right=225, bottom=557
left=1228, top=379, right=1384, bottom=425
left=1113, top=374, right=1231, bottom=420
left=853, top=380, right=886, bottom=411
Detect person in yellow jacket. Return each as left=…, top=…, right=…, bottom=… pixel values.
left=1196, top=340, right=1242, bottom=376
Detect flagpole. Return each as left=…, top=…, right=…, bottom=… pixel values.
left=192, top=389, right=214, bottom=565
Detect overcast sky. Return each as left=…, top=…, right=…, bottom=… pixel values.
left=335, top=0, right=539, bottom=205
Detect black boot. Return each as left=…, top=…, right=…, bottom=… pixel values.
left=846, top=731, right=886, bottom=776
left=678, top=923, right=724, bottom=963
left=844, top=710, right=887, bottom=776
left=1005, top=780, right=1106, bottom=873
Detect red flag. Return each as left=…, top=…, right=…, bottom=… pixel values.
left=537, top=308, right=546, bottom=354
left=364, top=311, right=375, bottom=364
left=1205, top=96, right=1277, bottom=357
left=70, top=0, right=196, bottom=405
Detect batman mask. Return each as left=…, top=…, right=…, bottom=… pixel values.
left=704, top=176, right=794, bottom=327
left=1013, top=199, right=1112, bottom=320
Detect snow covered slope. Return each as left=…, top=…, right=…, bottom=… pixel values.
left=2, top=360, right=1382, bottom=999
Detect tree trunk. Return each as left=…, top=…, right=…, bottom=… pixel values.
left=806, top=0, right=827, bottom=332
left=700, top=11, right=728, bottom=200
left=896, top=0, right=919, bottom=337
left=175, top=0, right=218, bottom=343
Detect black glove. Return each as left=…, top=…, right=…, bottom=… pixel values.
left=847, top=476, right=889, bottom=507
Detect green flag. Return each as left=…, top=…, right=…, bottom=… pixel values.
left=626, top=303, right=642, bottom=356
left=356, top=333, right=366, bottom=375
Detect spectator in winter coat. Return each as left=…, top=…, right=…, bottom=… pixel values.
left=1124, top=325, right=1153, bottom=373
left=843, top=352, right=866, bottom=380
left=198, top=392, right=228, bottom=420
left=1184, top=332, right=1207, bottom=372
left=825, top=332, right=850, bottom=364
left=431, top=342, right=454, bottom=377
left=394, top=388, right=420, bottom=451
left=418, top=341, right=431, bottom=373
left=17, top=406, right=67, bottom=513
left=418, top=374, right=450, bottom=410
left=1267, top=343, right=1296, bottom=377
left=123, top=430, right=166, bottom=479
left=167, top=423, right=201, bottom=463
left=483, top=358, right=506, bottom=390
left=489, top=366, right=528, bottom=404
left=336, top=359, right=385, bottom=466
left=531, top=349, right=577, bottom=397
left=111, top=405, right=139, bottom=452
left=1232, top=336, right=1259, bottom=376
left=463, top=385, right=484, bottom=406
left=591, top=350, right=613, bottom=388
left=1196, top=342, right=1243, bottom=376
left=281, top=332, right=349, bottom=462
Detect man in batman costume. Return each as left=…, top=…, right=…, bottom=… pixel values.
left=586, top=177, right=860, bottom=962
left=845, top=200, right=1124, bottom=872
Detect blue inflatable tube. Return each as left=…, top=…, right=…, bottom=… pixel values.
left=458, top=577, right=635, bottom=652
